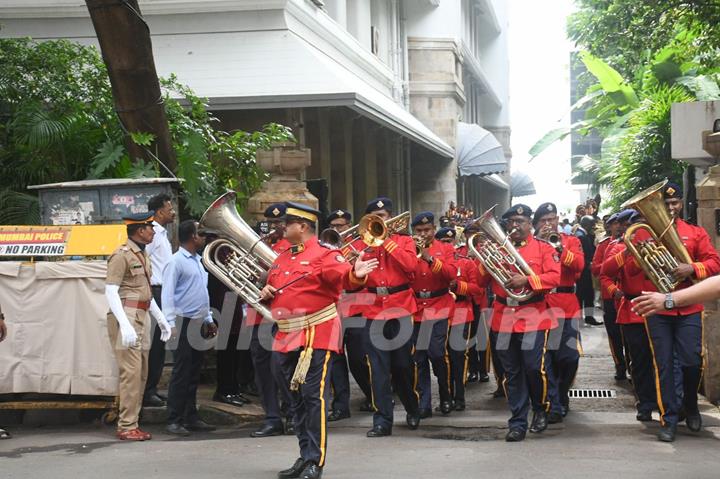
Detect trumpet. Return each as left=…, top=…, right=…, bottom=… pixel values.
left=466, top=205, right=536, bottom=301
left=413, top=234, right=432, bottom=258
left=621, top=180, right=693, bottom=293
left=537, top=225, right=562, bottom=250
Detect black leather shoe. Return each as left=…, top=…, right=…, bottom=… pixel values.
left=658, top=424, right=676, bottom=442
left=143, top=394, right=166, bottom=408
left=614, top=368, right=627, bottom=380
left=184, top=419, right=216, bottom=432
left=467, top=372, right=479, bottom=383
left=454, top=400, right=466, bottom=411
left=585, top=317, right=603, bottom=326
left=505, top=428, right=526, bottom=442
left=213, top=393, right=246, bottom=407
left=406, top=413, right=421, bottom=430
left=419, top=408, right=433, bottom=419
left=439, top=400, right=453, bottom=415
left=299, top=463, right=322, bottom=479
left=328, top=410, right=350, bottom=422
left=479, top=373, right=490, bottom=383
left=278, top=458, right=306, bottom=479
left=359, top=401, right=374, bottom=412
left=561, top=405, right=569, bottom=417
left=251, top=423, right=284, bottom=438
left=239, top=382, right=260, bottom=397
left=548, top=412, right=563, bottom=424
left=686, top=413, right=702, bottom=432
left=366, top=425, right=392, bottom=437
left=529, top=410, right=548, bottom=433
left=636, top=411, right=652, bottom=422
left=166, top=423, right=190, bottom=436
left=285, top=418, right=295, bottom=435
left=491, top=387, right=505, bottom=399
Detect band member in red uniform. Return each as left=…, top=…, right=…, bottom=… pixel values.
left=343, top=197, right=421, bottom=438
left=600, top=211, right=656, bottom=423
left=247, top=203, right=294, bottom=438
left=475, top=204, right=561, bottom=442
left=438, top=227, right=485, bottom=411
left=261, top=202, right=378, bottom=479
left=628, top=183, right=720, bottom=442
left=410, top=212, right=456, bottom=417
left=326, top=209, right=373, bottom=421
left=534, top=202, right=585, bottom=420
left=591, top=213, right=627, bottom=380
left=458, top=225, right=492, bottom=385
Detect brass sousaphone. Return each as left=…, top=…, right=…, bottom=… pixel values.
left=621, top=179, right=693, bottom=293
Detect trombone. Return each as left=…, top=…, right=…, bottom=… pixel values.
left=319, top=211, right=411, bottom=260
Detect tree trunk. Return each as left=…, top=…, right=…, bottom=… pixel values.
left=85, top=0, right=177, bottom=172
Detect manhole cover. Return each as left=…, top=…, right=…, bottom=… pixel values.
left=569, top=388, right=617, bottom=398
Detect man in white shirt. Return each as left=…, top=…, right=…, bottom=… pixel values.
left=143, top=193, right=176, bottom=407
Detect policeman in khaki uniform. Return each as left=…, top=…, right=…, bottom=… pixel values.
left=105, top=211, right=173, bottom=441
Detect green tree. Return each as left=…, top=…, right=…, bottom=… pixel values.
left=0, top=38, right=293, bottom=224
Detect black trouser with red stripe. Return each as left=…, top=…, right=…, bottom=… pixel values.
left=645, top=312, right=703, bottom=427
left=495, top=329, right=554, bottom=431
left=413, top=319, right=452, bottom=410
left=549, top=318, right=581, bottom=413
left=274, top=349, right=334, bottom=468
left=467, top=304, right=490, bottom=377
left=620, top=323, right=656, bottom=415
left=329, top=319, right=372, bottom=414
left=448, top=322, right=472, bottom=402
left=603, top=299, right=626, bottom=375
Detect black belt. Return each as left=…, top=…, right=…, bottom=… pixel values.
left=455, top=295, right=468, bottom=302
left=414, top=288, right=449, bottom=300
left=496, top=294, right=545, bottom=307
left=625, top=294, right=639, bottom=301
left=343, top=287, right=363, bottom=294
left=368, top=284, right=410, bottom=297
left=151, top=285, right=162, bottom=290
left=554, top=286, right=576, bottom=294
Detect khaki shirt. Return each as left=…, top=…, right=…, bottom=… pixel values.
left=106, top=239, right=153, bottom=303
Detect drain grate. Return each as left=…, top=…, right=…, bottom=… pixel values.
left=568, top=388, right=617, bottom=399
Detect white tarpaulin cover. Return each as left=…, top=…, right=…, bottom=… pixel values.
left=0, top=261, right=118, bottom=395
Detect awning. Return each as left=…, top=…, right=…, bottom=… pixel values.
left=151, top=29, right=454, bottom=159
left=456, top=122, right=507, bottom=176
left=510, top=171, right=536, bottom=197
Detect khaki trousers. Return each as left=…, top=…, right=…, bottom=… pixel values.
left=107, top=307, right=151, bottom=431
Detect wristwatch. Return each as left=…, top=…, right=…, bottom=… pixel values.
left=664, top=293, right=675, bottom=310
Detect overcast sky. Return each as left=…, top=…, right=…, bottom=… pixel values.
left=508, top=0, right=581, bottom=217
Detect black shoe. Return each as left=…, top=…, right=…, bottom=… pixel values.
left=686, top=413, right=702, bottom=432
left=328, top=410, right=350, bottom=422
left=454, top=400, right=466, bottom=411
left=278, top=458, right=306, bottom=479
left=548, top=412, right=563, bottom=424
left=166, top=423, right=190, bottom=436
left=467, top=372, right=479, bottom=383
left=406, top=413, right=421, bottom=430
left=614, top=368, right=627, bottom=381
left=479, top=373, right=490, bottom=383
left=251, top=423, right=284, bottom=438
left=143, top=394, right=166, bottom=408
left=299, top=462, right=322, bottom=479
left=491, top=387, right=506, bottom=399
left=285, top=418, right=295, bottom=435
left=636, top=411, right=652, bottom=422
left=239, top=382, right=260, bottom=397
left=156, top=391, right=167, bottom=401
left=561, top=405, right=569, bottom=417
left=437, top=400, right=453, bottom=415
left=585, top=317, right=603, bottom=326
left=184, top=419, right=216, bottom=432
left=419, top=408, right=433, bottom=419
left=529, top=410, right=548, bottom=433
left=359, top=401, right=374, bottom=413
left=366, top=425, right=392, bottom=437
left=505, top=428, right=526, bottom=442
left=213, top=393, right=247, bottom=407
left=658, top=424, right=676, bottom=442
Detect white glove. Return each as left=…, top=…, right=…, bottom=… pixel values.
left=105, top=285, right=138, bottom=348
left=150, top=299, right=172, bottom=342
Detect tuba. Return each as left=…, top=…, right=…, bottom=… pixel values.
left=200, top=192, right=277, bottom=319
left=466, top=205, right=536, bottom=301
left=621, top=180, right=693, bottom=293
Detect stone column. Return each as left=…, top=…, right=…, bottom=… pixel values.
left=696, top=130, right=720, bottom=402
left=247, top=142, right=318, bottom=224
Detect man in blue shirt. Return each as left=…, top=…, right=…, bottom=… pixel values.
left=163, top=220, right=218, bottom=436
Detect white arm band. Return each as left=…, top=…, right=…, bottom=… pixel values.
left=105, top=285, right=131, bottom=328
